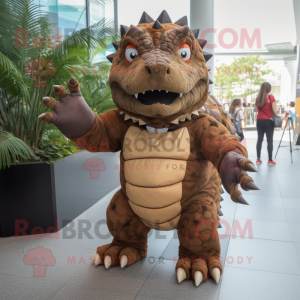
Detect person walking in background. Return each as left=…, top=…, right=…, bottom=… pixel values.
left=242, top=97, right=249, bottom=130
left=255, top=82, right=280, bottom=166
left=229, top=98, right=244, bottom=141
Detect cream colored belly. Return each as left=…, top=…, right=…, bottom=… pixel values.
left=123, top=126, right=190, bottom=230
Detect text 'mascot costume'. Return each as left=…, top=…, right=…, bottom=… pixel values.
left=39, top=10, right=259, bottom=287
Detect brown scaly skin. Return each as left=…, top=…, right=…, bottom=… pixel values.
left=38, top=11, right=259, bottom=287
left=206, top=94, right=236, bottom=135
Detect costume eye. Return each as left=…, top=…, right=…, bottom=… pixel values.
left=177, top=43, right=191, bottom=62
left=125, top=44, right=138, bottom=63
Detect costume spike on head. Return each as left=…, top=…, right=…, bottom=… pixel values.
left=106, top=53, right=115, bottom=63
left=191, top=29, right=200, bottom=39
left=112, top=41, right=120, bottom=50
left=152, top=20, right=163, bottom=30
left=198, top=39, right=207, bottom=49
left=174, top=16, right=188, bottom=26
left=157, top=10, right=172, bottom=23
left=209, top=79, right=213, bottom=84
left=139, top=11, right=155, bottom=24
left=120, top=25, right=129, bottom=37
left=203, top=51, right=213, bottom=63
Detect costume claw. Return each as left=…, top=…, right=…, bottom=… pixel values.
left=42, top=97, right=50, bottom=103
left=91, top=251, right=96, bottom=261
left=211, top=268, right=221, bottom=283
left=38, top=113, right=47, bottom=119
left=120, top=255, right=128, bottom=268
left=104, top=256, right=112, bottom=269
left=176, top=267, right=186, bottom=283
left=236, top=195, right=249, bottom=205
left=194, top=271, right=203, bottom=287
left=53, top=85, right=61, bottom=92
left=70, top=77, right=77, bottom=85
left=245, top=163, right=258, bottom=172
left=95, top=253, right=101, bottom=266
left=245, top=181, right=260, bottom=190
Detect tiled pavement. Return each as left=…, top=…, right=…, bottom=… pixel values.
left=1, top=138, right=300, bottom=300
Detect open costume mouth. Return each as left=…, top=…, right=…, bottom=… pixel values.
left=134, top=90, right=182, bottom=106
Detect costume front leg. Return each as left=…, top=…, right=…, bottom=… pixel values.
left=92, top=189, right=150, bottom=268
left=176, top=191, right=222, bottom=287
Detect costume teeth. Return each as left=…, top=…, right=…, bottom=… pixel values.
left=171, top=106, right=204, bottom=124
left=139, top=119, right=146, bottom=125
left=135, top=94, right=138, bottom=98
left=124, top=114, right=131, bottom=121
left=124, top=105, right=205, bottom=126
left=186, top=114, right=192, bottom=121
left=123, top=113, right=146, bottom=125
left=120, top=111, right=125, bottom=115
left=179, top=115, right=186, bottom=122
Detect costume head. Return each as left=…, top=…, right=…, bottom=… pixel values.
left=107, top=10, right=213, bottom=128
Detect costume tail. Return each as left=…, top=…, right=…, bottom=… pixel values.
left=204, top=94, right=236, bottom=135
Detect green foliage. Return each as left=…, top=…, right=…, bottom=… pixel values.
left=215, top=55, right=275, bottom=104
left=33, top=129, right=78, bottom=164
left=0, top=130, right=38, bottom=169
left=0, top=0, right=117, bottom=169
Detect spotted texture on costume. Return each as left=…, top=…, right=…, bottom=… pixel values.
left=39, top=10, right=258, bottom=287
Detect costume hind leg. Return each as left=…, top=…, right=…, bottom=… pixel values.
left=94, top=189, right=150, bottom=268
left=175, top=168, right=222, bottom=285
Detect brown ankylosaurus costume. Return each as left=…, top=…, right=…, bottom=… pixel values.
left=39, top=11, right=259, bottom=287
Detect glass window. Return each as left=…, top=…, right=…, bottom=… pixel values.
left=35, top=0, right=87, bottom=37
left=57, top=0, right=87, bottom=36
left=89, top=1, right=105, bottom=25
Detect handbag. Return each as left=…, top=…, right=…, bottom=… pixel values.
left=258, top=95, right=282, bottom=128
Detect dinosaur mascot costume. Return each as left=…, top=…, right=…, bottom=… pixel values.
left=38, top=11, right=259, bottom=287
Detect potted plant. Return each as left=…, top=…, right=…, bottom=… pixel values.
left=0, top=0, right=119, bottom=237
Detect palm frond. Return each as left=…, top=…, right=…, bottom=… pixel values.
left=0, top=52, right=30, bottom=99
left=0, top=0, right=51, bottom=67
left=52, top=18, right=118, bottom=61
left=0, top=130, right=37, bottom=169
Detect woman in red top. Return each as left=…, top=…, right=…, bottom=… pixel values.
left=255, top=82, right=279, bottom=166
